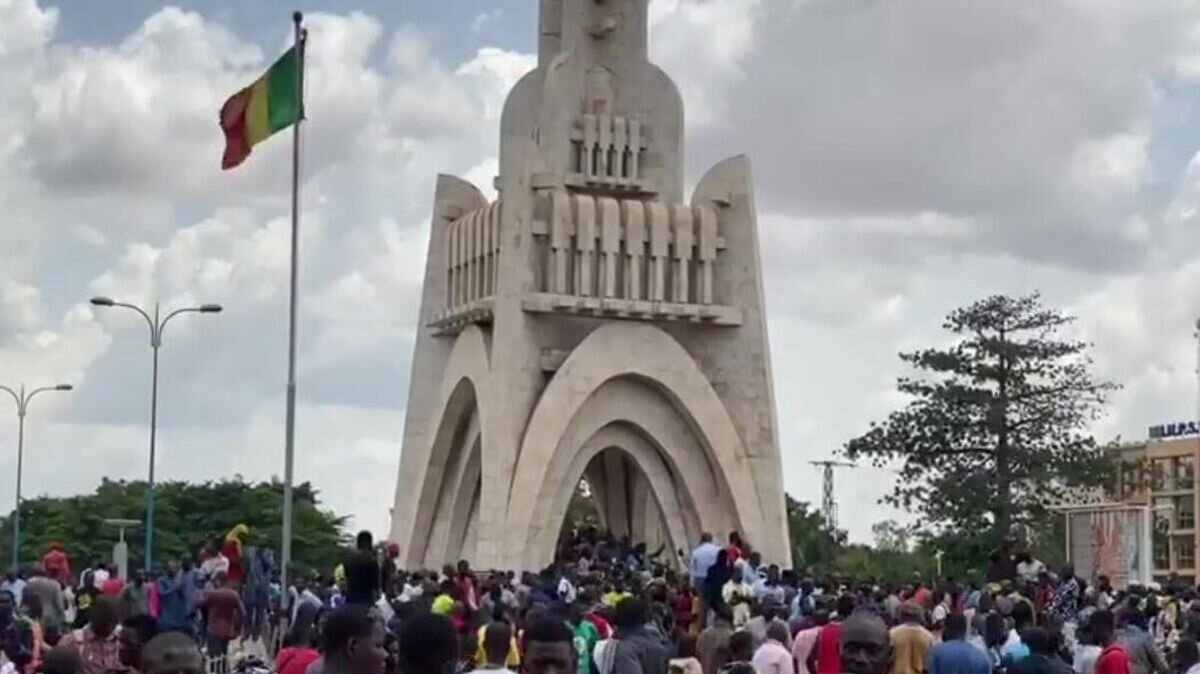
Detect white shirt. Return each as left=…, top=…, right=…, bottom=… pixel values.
left=558, top=578, right=577, bottom=603
left=1074, top=645, right=1101, bottom=674
left=1016, top=559, right=1045, bottom=582
left=92, top=568, right=109, bottom=591
left=200, top=554, right=229, bottom=584
left=400, top=582, right=424, bottom=602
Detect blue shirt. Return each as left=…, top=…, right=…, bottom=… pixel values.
left=928, top=640, right=992, bottom=674
left=690, top=543, right=720, bottom=583
left=156, top=575, right=190, bottom=630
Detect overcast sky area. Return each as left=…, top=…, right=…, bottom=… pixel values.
left=2, top=0, right=1200, bottom=546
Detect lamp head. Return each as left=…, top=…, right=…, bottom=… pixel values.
left=199, top=304, right=223, bottom=314
left=90, top=297, right=115, bottom=307
left=55, top=384, right=73, bottom=392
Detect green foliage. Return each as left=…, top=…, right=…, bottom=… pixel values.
left=787, top=496, right=843, bottom=571
left=845, top=293, right=1119, bottom=545
left=563, top=480, right=603, bottom=533
left=2, top=478, right=349, bottom=574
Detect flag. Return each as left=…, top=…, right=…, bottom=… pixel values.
left=219, top=45, right=301, bottom=170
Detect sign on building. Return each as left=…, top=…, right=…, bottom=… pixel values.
left=1065, top=506, right=1152, bottom=589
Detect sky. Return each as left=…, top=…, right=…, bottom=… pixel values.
left=2, top=0, right=1200, bottom=548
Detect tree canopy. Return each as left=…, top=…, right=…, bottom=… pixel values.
left=4, top=478, right=348, bottom=574
left=844, top=293, right=1118, bottom=545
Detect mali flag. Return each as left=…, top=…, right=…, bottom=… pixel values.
left=219, top=45, right=302, bottom=170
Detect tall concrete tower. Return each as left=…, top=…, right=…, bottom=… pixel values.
left=389, top=0, right=791, bottom=570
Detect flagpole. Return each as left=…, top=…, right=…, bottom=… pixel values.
left=280, top=9, right=305, bottom=634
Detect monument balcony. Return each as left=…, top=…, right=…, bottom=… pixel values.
left=525, top=192, right=743, bottom=327
left=428, top=192, right=744, bottom=336
left=429, top=201, right=501, bottom=336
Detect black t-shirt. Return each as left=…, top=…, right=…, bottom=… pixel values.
left=343, top=550, right=380, bottom=606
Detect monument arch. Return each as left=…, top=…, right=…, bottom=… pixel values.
left=390, top=0, right=791, bottom=570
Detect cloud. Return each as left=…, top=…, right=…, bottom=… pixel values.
left=0, top=2, right=532, bottom=539
left=3, top=0, right=1200, bottom=548
left=678, top=0, right=1200, bottom=269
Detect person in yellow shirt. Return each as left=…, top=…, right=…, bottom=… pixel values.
left=889, top=603, right=934, bottom=674
left=432, top=580, right=457, bottom=616
left=474, top=621, right=521, bottom=669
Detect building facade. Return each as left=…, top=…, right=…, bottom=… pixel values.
left=1118, top=428, right=1199, bottom=580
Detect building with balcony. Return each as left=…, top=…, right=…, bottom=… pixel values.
left=1117, top=427, right=1199, bottom=581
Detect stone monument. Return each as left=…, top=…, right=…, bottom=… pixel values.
left=389, top=0, right=791, bottom=570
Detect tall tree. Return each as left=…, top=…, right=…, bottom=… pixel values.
left=844, top=293, right=1117, bottom=544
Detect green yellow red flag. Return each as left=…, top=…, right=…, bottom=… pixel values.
left=219, top=46, right=301, bottom=170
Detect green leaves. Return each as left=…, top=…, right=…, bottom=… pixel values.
left=844, top=292, right=1118, bottom=549
left=2, top=478, right=349, bottom=573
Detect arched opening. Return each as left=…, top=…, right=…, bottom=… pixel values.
left=413, top=379, right=482, bottom=568
left=556, top=446, right=684, bottom=568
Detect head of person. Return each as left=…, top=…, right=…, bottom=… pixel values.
left=1115, top=606, right=1139, bottom=630
left=119, top=615, right=161, bottom=671
left=21, top=592, right=42, bottom=622
left=766, top=621, right=790, bottom=646
left=1062, top=564, right=1075, bottom=582
left=457, top=560, right=471, bottom=577
left=1022, top=627, right=1052, bottom=657
left=897, top=602, right=923, bottom=625
left=284, top=602, right=321, bottom=649
left=729, top=531, right=743, bottom=547
left=40, top=646, right=84, bottom=674
left=481, top=622, right=513, bottom=668
left=323, top=606, right=386, bottom=674
left=811, top=609, right=830, bottom=627
left=727, top=630, right=755, bottom=663
left=730, top=566, right=743, bottom=584
left=0, top=590, right=14, bottom=621
left=356, top=531, right=374, bottom=552
left=700, top=533, right=713, bottom=545
left=522, top=617, right=576, bottom=674
left=398, top=613, right=457, bottom=674
left=613, top=598, right=648, bottom=635
left=91, top=596, right=123, bottom=639
left=841, top=612, right=891, bottom=674
left=836, top=594, right=857, bottom=621
left=141, top=633, right=203, bottom=674
left=943, top=613, right=968, bottom=642
left=1011, top=599, right=1035, bottom=630
left=1090, top=610, right=1117, bottom=647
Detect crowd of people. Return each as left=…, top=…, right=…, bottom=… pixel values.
left=4, top=527, right=1200, bottom=674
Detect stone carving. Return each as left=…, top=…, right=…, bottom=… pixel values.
left=390, top=0, right=791, bottom=570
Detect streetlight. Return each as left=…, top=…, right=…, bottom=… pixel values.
left=90, top=296, right=223, bottom=571
left=0, top=383, right=73, bottom=570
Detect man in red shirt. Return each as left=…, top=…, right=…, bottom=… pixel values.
left=41, top=543, right=71, bottom=588
left=199, top=574, right=244, bottom=659
left=816, top=594, right=858, bottom=674
left=1092, top=610, right=1131, bottom=674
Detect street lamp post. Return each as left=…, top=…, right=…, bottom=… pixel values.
left=91, top=297, right=222, bottom=571
left=0, top=383, right=73, bottom=570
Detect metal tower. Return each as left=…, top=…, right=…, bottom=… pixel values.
left=810, top=460, right=855, bottom=532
